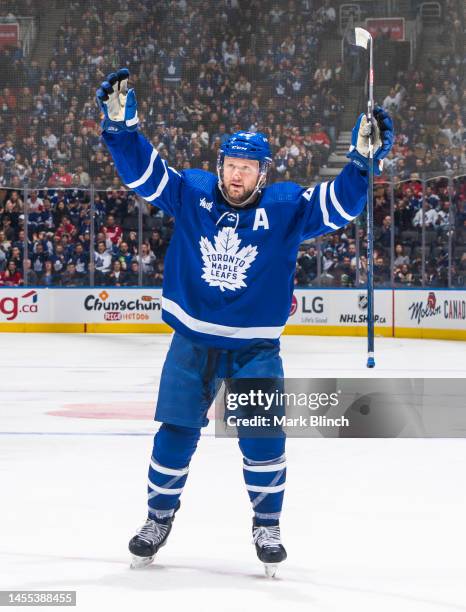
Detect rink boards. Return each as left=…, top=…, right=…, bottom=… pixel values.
left=0, top=287, right=465, bottom=340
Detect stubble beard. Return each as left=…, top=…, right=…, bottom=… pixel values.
left=225, top=183, right=255, bottom=207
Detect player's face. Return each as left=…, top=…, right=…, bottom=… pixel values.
left=223, top=156, right=260, bottom=205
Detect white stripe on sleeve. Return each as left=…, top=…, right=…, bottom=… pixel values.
left=143, top=160, right=169, bottom=202
left=329, top=180, right=357, bottom=221
left=319, top=182, right=340, bottom=230
left=126, top=147, right=158, bottom=188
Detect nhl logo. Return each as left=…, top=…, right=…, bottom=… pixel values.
left=358, top=293, right=368, bottom=310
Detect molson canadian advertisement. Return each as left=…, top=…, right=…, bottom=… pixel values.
left=395, top=290, right=466, bottom=340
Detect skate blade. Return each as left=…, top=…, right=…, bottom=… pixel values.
left=130, top=554, right=155, bottom=569
left=264, top=563, right=278, bottom=578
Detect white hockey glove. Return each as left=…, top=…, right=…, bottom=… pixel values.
left=96, top=68, right=139, bottom=133
left=347, top=106, right=394, bottom=175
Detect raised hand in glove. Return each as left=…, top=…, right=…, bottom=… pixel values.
left=96, top=68, right=138, bottom=134
left=346, top=106, right=394, bottom=175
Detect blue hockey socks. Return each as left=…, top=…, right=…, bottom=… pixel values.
left=239, top=436, right=286, bottom=526
left=147, top=423, right=201, bottom=522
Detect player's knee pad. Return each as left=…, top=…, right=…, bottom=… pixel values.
left=153, top=423, right=201, bottom=469
left=238, top=435, right=286, bottom=463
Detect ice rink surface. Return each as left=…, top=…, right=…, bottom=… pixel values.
left=1, top=333, right=465, bottom=612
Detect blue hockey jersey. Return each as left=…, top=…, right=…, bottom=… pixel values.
left=102, top=130, right=368, bottom=348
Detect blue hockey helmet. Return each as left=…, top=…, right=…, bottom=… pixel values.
left=220, top=131, right=272, bottom=163
left=217, top=131, right=272, bottom=207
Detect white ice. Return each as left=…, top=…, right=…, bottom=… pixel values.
left=0, top=333, right=465, bottom=612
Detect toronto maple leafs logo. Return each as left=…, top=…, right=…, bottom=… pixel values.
left=199, top=227, right=258, bottom=292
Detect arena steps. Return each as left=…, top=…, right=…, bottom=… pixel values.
left=318, top=35, right=343, bottom=70
left=337, top=132, right=352, bottom=141
left=318, top=166, right=341, bottom=179
left=31, top=5, right=67, bottom=69
left=335, top=148, right=349, bottom=157
left=417, top=24, right=448, bottom=71
left=341, top=85, right=364, bottom=131
left=328, top=153, right=348, bottom=168
left=320, top=130, right=351, bottom=177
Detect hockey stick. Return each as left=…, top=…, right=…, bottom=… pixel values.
left=354, top=27, right=375, bottom=368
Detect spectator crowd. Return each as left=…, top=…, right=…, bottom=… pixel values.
left=0, top=0, right=464, bottom=288
left=298, top=175, right=466, bottom=288
left=312, top=0, right=465, bottom=288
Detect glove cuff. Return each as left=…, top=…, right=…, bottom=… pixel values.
left=101, top=118, right=138, bottom=134
left=347, top=150, right=383, bottom=176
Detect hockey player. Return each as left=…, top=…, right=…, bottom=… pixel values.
left=96, top=68, right=393, bottom=576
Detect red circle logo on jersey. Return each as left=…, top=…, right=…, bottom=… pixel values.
left=289, top=294, right=298, bottom=316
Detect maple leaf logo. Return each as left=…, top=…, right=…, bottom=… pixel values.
left=199, top=227, right=258, bottom=292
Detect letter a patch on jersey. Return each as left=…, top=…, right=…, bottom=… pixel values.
left=253, top=208, right=269, bottom=231
left=199, top=227, right=258, bottom=292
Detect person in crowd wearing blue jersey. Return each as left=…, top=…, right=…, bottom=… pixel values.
left=97, top=68, right=393, bottom=575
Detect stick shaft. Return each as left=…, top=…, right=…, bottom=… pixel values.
left=366, top=39, right=375, bottom=365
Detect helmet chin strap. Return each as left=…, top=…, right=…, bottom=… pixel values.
left=217, top=172, right=267, bottom=208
